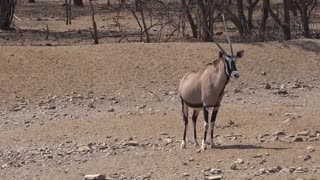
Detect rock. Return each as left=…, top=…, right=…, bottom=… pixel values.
left=293, top=137, right=304, bottom=142
left=235, top=158, right=244, bottom=164
left=182, top=173, right=190, bottom=177
left=295, top=167, right=308, bottom=173
left=206, top=175, right=223, bottom=180
left=210, top=168, right=222, bottom=175
left=78, top=145, right=91, bottom=153
left=230, top=163, right=237, bottom=170
left=273, top=131, right=286, bottom=136
left=264, top=83, right=271, bottom=89
left=261, top=71, right=267, bottom=75
left=160, top=132, right=168, bottom=135
left=123, top=141, right=139, bottom=146
left=297, top=131, right=310, bottom=136
left=259, top=168, right=267, bottom=174
left=107, top=108, right=114, bottom=112
left=164, top=138, right=173, bottom=144
left=268, top=166, right=282, bottom=173
left=303, top=155, right=311, bottom=161
left=84, top=174, right=106, bottom=180
left=307, top=146, right=315, bottom=152
left=136, top=104, right=146, bottom=109
left=189, top=158, right=194, bottom=162
left=253, top=154, right=263, bottom=158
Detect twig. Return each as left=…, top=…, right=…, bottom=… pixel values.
left=45, top=24, right=49, bottom=40
left=147, top=90, right=161, bottom=102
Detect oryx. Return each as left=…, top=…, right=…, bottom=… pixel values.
left=179, top=14, right=244, bottom=150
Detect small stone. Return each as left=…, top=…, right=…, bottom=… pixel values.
left=273, top=131, right=286, bottom=136
left=261, top=71, right=266, bottom=75
left=84, top=174, right=106, bottom=180
left=293, top=137, right=304, bottom=142
left=123, top=141, right=139, bottom=146
left=297, top=131, right=310, bottom=136
left=164, top=138, right=173, bottom=144
left=182, top=173, right=190, bottom=177
left=107, top=108, right=114, bottom=112
left=253, top=154, right=262, bottom=158
left=295, top=167, right=308, bottom=173
left=206, top=175, right=223, bottom=180
left=268, top=166, right=282, bottom=173
left=264, top=83, right=271, bottom=89
left=307, top=146, right=315, bottom=152
left=259, top=168, right=267, bottom=174
left=303, top=155, right=311, bottom=161
left=189, top=158, right=194, bottom=162
left=160, top=132, right=168, bottom=135
left=210, top=168, right=222, bottom=174
left=137, top=104, right=146, bottom=109
left=230, top=163, right=237, bottom=170
left=235, top=158, right=244, bottom=164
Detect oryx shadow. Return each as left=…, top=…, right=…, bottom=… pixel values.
left=214, top=144, right=289, bottom=151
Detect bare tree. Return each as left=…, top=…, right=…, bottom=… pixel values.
left=0, top=0, right=16, bottom=30
left=247, top=0, right=259, bottom=30
left=74, top=0, right=84, bottom=7
left=293, top=0, right=317, bottom=38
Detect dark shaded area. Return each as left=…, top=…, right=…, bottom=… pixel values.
left=215, top=144, right=290, bottom=150
left=287, top=39, right=320, bottom=54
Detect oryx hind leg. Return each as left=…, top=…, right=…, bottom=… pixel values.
left=181, top=101, right=188, bottom=149
left=191, top=110, right=200, bottom=147
left=201, top=107, right=209, bottom=150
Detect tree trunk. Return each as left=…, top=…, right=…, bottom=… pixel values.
left=247, top=0, right=259, bottom=30
left=181, top=0, right=197, bottom=38
left=0, top=0, right=16, bottom=30
left=237, top=0, right=247, bottom=34
left=259, top=0, right=270, bottom=40
left=73, top=0, right=83, bottom=6
left=301, top=6, right=310, bottom=38
left=28, top=0, right=35, bottom=3
left=135, top=0, right=141, bottom=12
left=283, top=0, right=291, bottom=40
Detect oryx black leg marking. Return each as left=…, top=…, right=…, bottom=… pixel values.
left=203, top=107, right=209, bottom=143
left=210, top=110, right=219, bottom=144
left=181, top=100, right=188, bottom=148
left=192, top=110, right=199, bottom=146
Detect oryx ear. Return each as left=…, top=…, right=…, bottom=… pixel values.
left=219, top=51, right=224, bottom=58
left=236, top=50, right=244, bottom=58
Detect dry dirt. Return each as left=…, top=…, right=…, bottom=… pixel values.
left=0, top=40, right=320, bottom=180
left=1, top=1, right=320, bottom=180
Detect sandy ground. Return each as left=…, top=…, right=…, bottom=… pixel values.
left=0, top=40, right=320, bottom=180
left=1, top=0, right=320, bottom=179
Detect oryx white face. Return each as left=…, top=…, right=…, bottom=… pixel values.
left=221, top=50, right=244, bottom=79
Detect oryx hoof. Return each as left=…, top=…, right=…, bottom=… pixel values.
left=194, top=142, right=200, bottom=148
left=201, top=143, right=207, bottom=150
left=180, top=140, right=186, bottom=149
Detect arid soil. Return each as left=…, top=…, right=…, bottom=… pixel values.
left=1, top=1, right=320, bottom=180
left=0, top=40, right=320, bottom=180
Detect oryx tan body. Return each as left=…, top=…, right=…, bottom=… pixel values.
left=179, top=59, right=228, bottom=109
